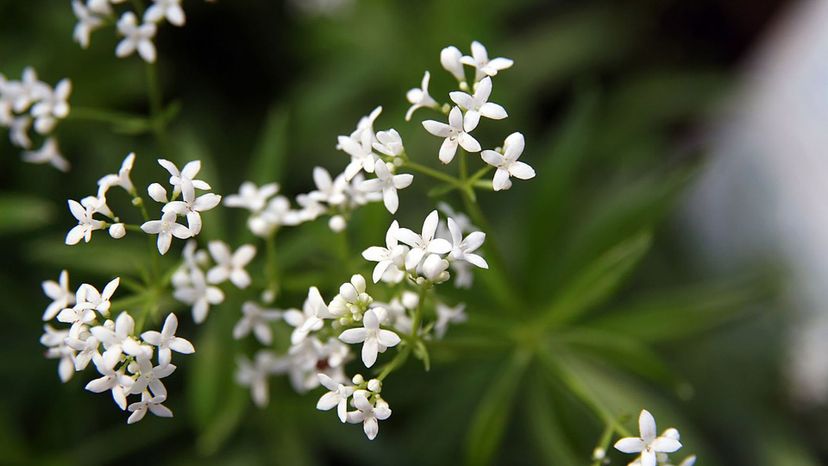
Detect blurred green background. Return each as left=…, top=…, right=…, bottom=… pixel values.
left=2, top=0, right=826, bottom=465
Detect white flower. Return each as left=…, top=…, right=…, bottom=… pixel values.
left=460, top=40, right=514, bottom=82
left=395, top=210, right=452, bottom=270
left=147, top=182, right=169, bottom=203
left=440, top=46, right=466, bottom=84
left=56, top=305, right=96, bottom=337
left=129, top=356, right=176, bottom=397
left=98, top=152, right=136, bottom=195
left=65, top=334, right=101, bottom=371
left=41, top=270, right=74, bottom=321
left=173, top=267, right=224, bottom=324
left=372, top=129, right=405, bottom=157
left=85, top=354, right=134, bottom=410
left=421, top=253, right=450, bottom=283
left=437, top=201, right=475, bottom=233
left=359, top=160, right=413, bottom=214
left=328, top=274, right=371, bottom=318
left=74, top=277, right=120, bottom=316
left=434, top=302, right=466, bottom=339
left=614, top=410, right=683, bottom=466
left=346, top=390, right=392, bottom=440
left=248, top=196, right=300, bottom=237
left=405, top=71, right=439, bottom=121
left=224, top=181, right=279, bottom=213
left=206, top=241, right=255, bottom=288
left=127, top=391, right=173, bottom=424
left=31, top=79, right=72, bottom=134
left=422, top=106, right=481, bottom=164
left=91, top=311, right=150, bottom=368
left=109, top=223, right=126, bottom=238
left=144, top=0, right=186, bottom=26
left=41, top=325, right=75, bottom=382
left=86, top=0, right=113, bottom=16
left=480, top=132, right=535, bottom=191
left=316, top=373, right=355, bottom=422
left=338, top=308, right=400, bottom=368
left=141, top=313, right=195, bottom=366
left=233, top=301, right=283, bottom=345
left=284, top=287, right=332, bottom=344
left=236, top=351, right=282, bottom=407
left=157, top=159, right=211, bottom=201
left=349, top=105, right=382, bottom=141
left=141, top=211, right=192, bottom=255
left=329, top=214, right=346, bottom=233
left=449, top=77, right=507, bottom=132
left=22, top=137, right=69, bottom=172
left=163, top=191, right=222, bottom=235
left=447, top=217, right=488, bottom=269
left=338, top=128, right=378, bottom=181
left=65, top=199, right=105, bottom=245
left=72, top=0, right=105, bottom=49
left=362, top=220, right=408, bottom=283
left=116, top=12, right=158, bottom=63
left=309, top=167, right=346, bottom=205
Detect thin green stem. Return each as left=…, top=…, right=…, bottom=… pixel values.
left=265, top=231, right=280, bottom=299
left=67, top=106, right=152, bottom=128
left=402, top=160, right=462, bottom=186
left=590, top=423, right=615, bottom=466
left=145, top=61, right=170, bottom=151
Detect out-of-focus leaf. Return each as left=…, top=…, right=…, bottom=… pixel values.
left=540, top=231, right=651, bottom=328
left=196, top=384, right=248, bottom=456
left=524, top=376, right=581, bottom=466
left=247, top=106, right=289, bottom=186
left=0, top=194, right=55, bottom=235
left=464, top=350, right=531, bottom=466
left=27, top=238, right=170, bottom=276
left=585, top=279, right=767, bottom=343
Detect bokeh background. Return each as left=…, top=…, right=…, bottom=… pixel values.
left=2, top=0, right=827, bottom=465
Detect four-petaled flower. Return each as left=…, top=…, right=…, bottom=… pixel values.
left=206, top=241, right=256, bottom=289
left=65, top=199, right=105, bottom=245
left=359, top=160, right=413, bottom=214
left=362, top=220, right=408, bottom=283
left=157, top=159, right=211, bottom=201
left=449, top=76, right=507, bottom=132
left=141, top=313, right=195, bottom=366
left=614, top=409, right=683, bottom=466
left=447, top=217, right=488, bottom=269
left=127, top=391, right=173, bottom=424
left=233, top=301, right=283, bottom=345
left=346, top=390, right=392, bottom=440
left=480, top=132, right=535, bottom=191
left=316, top=373, right=355, bottom=423
left=162, top=191, right=221, bottom=235
left=116, top=12, right=157, bottom=63
left=41, top=269, right=74, bottom=321
left=405, top=71, right=439, bottom=121
left=395, top=210, right=452, bottom=270
left=338, top=308, right=400, bottom=368
left=422, top=106, right=481, bottom=164
left=22, top=138, right=70, bottom=172
left=145, top=0, right=186, bottom=27
left=460, top=40, right=514, bottom=82
left=224, top=181, right=279, bottom=213
left=141, top=210, right=192, bottom=255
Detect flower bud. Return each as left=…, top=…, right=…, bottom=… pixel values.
left=367, top=379, right=382, bottom=393
left=109, top=223, right=126, bottom=239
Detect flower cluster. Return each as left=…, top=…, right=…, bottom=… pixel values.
left=39, top=271, right=194, bottom=423
left=0, top=67, right=72, bottom=171
left=72, top=0, right=207, bottom=63
left=409, top=41, right=535, bottom=191
left=612, top=410, right=697, bottom=466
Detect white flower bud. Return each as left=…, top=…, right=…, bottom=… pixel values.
left=339, top=283, right=358, bottom=302
left=109, top=223, right=126, bottom=239
left=367, top=379, right=382, bottom=393
left=352, top=374, right=365, bottom=385
left=351, top=274, right=366, bottom=293
left=147, top=182, right=168, bottom=203
left=329, top=215, right=346, bottom=232
left=401, top=291, right=419, bottom=310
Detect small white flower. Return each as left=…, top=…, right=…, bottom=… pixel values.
left=359, top=160, right=413, bottom=214
left=338, top=308, right=400, bottom=368
left=129, top=356, right=176, bottom=397
left=421, top=253, right=450, bottom=283
left=72, top=0, right=105, bottom=49
left=65, top=199, right=106, bottom=245
left=206, top=241, right=255, bottom=288
left=284, top=287, right=332, bottom=344
left=31, top=79, right=72, bottom=134
left=41, top=270, right=74, bottom=321
left=163, top=191, right=221, bottom=235
left=109, top=223, right=126, bottom=238
left=41, top=325, right=75, bottom=382
left=236, top=350, right=282, bottom=407
left=614, top=410, right=683, bottom=466
left=91, top=311, right=150, bottom=368
left=372, top=129, right=405, bottom=157
left=316, top=372, right=355, bottom=423
left=248, top=195, right=300, bottom=237
left=22, top=137, right=69, bottom=172
left=395, top=210, right=452, bottom=270
left=440, top=46, right=466, bottom=84
left=127, top=391, right=173, bottom=424
left=56, top=305, right=96, bottom=337
left=233, top=301, right=283, bottom=345
left=447, top=217, right=488, bottom=269
left=157, top=159, right=211, bottom=201
left=98, top=152, right=137, bottom=195
left=116, top=12, right=158, bottom=63
left=74, top=277, right=120, bottom=316
left=449, top=77, right=507, bottom=132
left=480, top=132, right=535, bottom=191
left=224, top=181, right=279, bottom=213
left=308, top=167, right=346, bottom=205
left=346, top=390, right=392, bottom=440
left=422, top=106, right=481, bottom=164
left=65, top=334, right=101, bottom=371
left=405, top=71, right=439, bottom=121
left=172, top=267, right=224, bottom=324
left=144, top=0, right=186, bottom=26
left=434, top=302, right=466, bottom=339
left=328, top=274, right=371, bottom=318
left=437, top=202, right=475, bottom=233
left=141, top=211, right=193, bottom=255
left=8, top=116, right=31, bottom=148
left=362, top=220, right=408, bottom=283
left=338, top=129, right=378, bottom=181
left=141, top=313, right=195, bottom=366
left=460, top=40, right=514, bottom=82
left=85, top=354, right=134, bottom=410
left=328, top=214, right=347, bottom=233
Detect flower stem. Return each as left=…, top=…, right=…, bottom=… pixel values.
left=265, top=231, right=280, bottom=299
left=145, top=61, right=170, bottom=152
left=402, top=159, right=462, bottom=187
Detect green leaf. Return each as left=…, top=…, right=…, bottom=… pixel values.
left=27, top=237, right=169, bottom=276
left=196, top=384, right=249, bottom=456
left=247, top=106, right=289, bottom=186
left=524, top=377, right=581, bottom=466
left=540, top=231, right=652, bottom=328
left=464, top=350, right=531, bottom=466
left=0, top=194, right=55, bottom=235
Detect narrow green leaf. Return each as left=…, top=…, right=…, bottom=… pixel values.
left=196, top=384, right=249, bottom=456
left=248, top=106, right=289, bottom=186
left=524, top=376, right=581, bottom=466
left=0, top=194, right=55, bottom=235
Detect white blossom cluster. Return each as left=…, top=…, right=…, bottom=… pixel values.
left=0, top=67, right=72, bottom=171
left=611, top=410, right=697, bottom=466
left=408, top=41, right=535, bottom=191
left=39, top=270, right=194, bottom=423
left=72, top=0, right=209, bottom=63
left=64, top=154, right=220, bottom=255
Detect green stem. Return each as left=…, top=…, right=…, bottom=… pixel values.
left=402, top=160, right=462, bottom=187
left=265, top=231, right=280, bottom=299
left=590, top=423, right=615, bottom=466
left=67, top=106, right=152, bottom=127
left=145, top=61, right=171, bottom=152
